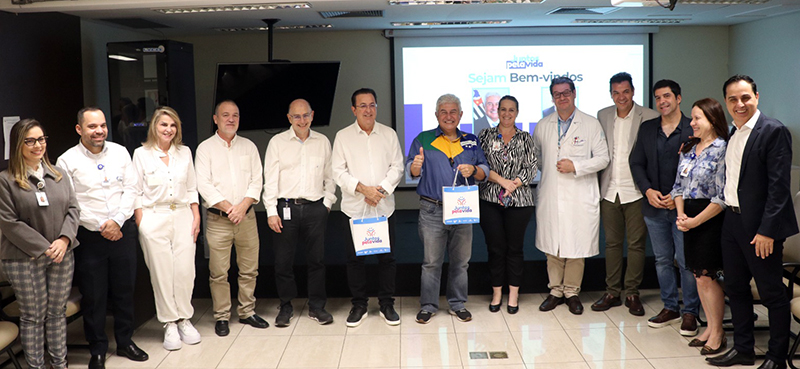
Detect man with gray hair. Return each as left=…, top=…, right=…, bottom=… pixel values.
left=473, top=91, right=501, bottom=134
left=406, top=93, right=490, bottom=324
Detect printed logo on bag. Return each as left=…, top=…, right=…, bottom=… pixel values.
left=362, top=227, right=383, bottom=246
left=452, top=196, right=473, bottom=214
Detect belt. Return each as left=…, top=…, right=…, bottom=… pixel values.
left=279, top=198, right=322, bottom=205
left=208, top=205, right=253, bottom=217
left=730, top=206, right=741, bottom=214
left=145, top=202, right=188, bottom=211
left=420, top=196, right=443, bottom=206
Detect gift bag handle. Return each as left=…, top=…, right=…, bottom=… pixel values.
left=451, top=168, right=470, bottom=188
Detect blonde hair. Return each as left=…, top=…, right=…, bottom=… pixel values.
left=144, top=106, right=184, bottom=149
left=8, top=119, right=62, bottom=190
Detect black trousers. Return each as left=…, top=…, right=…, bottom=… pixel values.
left=721, top=208, right=790, bottom=362
left=272, top=200, right=328, bottom=310
left=479, top=200, right=535, bottom=287
left=340, top=214, right=397, bottom=307
left=74, top=221, right=137, bottom=356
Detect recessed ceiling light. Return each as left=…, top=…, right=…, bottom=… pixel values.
left=574, top=18, right=686, bottom=23
left=389, top=0, right=544, bottom=4
left=392, top=20, right=511, bottom=26
left=153, top=3, right=311, bottom=14
left=215, top=24, right=333, bottom=31
left=108, top=55, right=137, bottom=61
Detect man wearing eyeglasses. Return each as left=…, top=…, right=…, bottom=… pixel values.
left=263, top=98, right=337, bottom=327
left=533, top=77, right=609, bottom=316
left=331, top=88, right=404, bottom=327
left=406, top=93, right=489, bottom=324
left=473, top=91, right=501, bottom=134
left=56, top=107, right=148, bottom=369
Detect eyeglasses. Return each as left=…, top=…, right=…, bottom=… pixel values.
left=356, top=103, right=377, bottom=110
left=552, top=90, right=573, bottom=99
left=289, top=113, right=312, bottom=121
left=24, top=136, right=48, bottom=147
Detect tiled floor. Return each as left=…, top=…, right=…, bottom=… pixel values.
left=9, top=289, right=790, bottom=368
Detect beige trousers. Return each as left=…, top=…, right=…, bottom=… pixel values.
left=139, top=206, right=195, bottom=323
left=206, top=210, right=260, bottom=321
left=545, top=253, right=585, bottom=298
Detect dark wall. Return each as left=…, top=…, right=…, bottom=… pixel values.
left=0, top=11, right=84, bottom=166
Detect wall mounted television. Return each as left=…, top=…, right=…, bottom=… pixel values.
left=213, top=62, right=341, bottom=131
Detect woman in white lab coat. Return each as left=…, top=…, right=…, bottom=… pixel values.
left=532, top=78, right=609, bottom=312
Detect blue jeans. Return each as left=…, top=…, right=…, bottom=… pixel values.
left=643, top=209, right=699, bottom=316
left=418, top=199, right=472, bottom=313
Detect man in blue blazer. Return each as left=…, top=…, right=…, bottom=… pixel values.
left=707, top=75, right=798, bottom=369
left=629, top=80, right=700, bottom=336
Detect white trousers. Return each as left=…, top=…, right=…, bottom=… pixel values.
left=138, top=206, right=196, bottom=323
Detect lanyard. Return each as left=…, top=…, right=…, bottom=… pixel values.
left=557, top=119, right=570, bottom=149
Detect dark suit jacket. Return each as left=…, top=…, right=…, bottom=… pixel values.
left=629, top=114, right=692, bottom=217
left=473, top=115, right=492, bottom=135
left=731, top=113, right=798, bottom=240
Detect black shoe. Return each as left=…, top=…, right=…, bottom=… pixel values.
left=416, top=310, right=435, bottom=324
left=116, top=343, right=148, bottom=362
left=215, top=320, right=230, bottom=336
left=346, top=305, right=368, bottom=327
left=239, top=314, right=269, bottom=329
left=89, top=354, right=106, bottom=369
left=489, top=302, right=501, bottom=313
left=309, top=308, right=334, bottom=325
left=757, top=359, right=787, bottom=369
left=449, top=308, right=472, bottom=322
left=276, top=304, right=294, bottom=327
left=539, top=295, right=565, bottom=311
left=705, top=348, right=756, bottom=367
left=380, top=305, right=401, bottom=326
left=567, top=296, right=584, bottom=315
left=700, top=337, right=727, bottom=355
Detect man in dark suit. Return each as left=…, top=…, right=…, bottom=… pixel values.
left=592, top=72, right=659, bottom=316
left=706, top=75, right=797, bottom=369
left=629, top=80, right=700, bottom=336
left=473, top=92, right=500, bottom=134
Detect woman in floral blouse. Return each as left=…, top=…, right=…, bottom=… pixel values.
left=671, top=98, right=729, bottom=356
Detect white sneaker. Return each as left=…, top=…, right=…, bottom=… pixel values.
left=177, top=319, right=202, bottom=345
left=163, top=322, right=182, bottom=351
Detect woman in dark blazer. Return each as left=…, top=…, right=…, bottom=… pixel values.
left=0, top=119, right=79, bottom=369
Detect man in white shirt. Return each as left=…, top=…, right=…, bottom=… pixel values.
left=195, top=100, right=267, bottom=337
left=263, top=99, right=337, bottom=327
left=57, top=107, right=148, bottom=369
left=332, top=88, right=404, bottom=327
left=592, top=72, right=659, bottom=316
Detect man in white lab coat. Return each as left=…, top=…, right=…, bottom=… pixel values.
left=533, top=77, right=609, bottom=315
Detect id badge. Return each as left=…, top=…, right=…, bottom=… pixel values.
left=283, top=206, right=291, bottom=221
left=680, top=163, right=692, bottom=177
left=492, top=141, right=501, bottom=151
left=35, top=191, right=49, bottom=206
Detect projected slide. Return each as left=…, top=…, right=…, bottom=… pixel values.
left=400, top=45, right=644, bottom=159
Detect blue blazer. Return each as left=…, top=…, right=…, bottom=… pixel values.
left=731, top=113, right=798, bottom=240
left=629, top=114, right=693, bottom=218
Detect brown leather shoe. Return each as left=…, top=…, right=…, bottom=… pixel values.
left=647, top=308, right=681, bottom=328
left=567, top=296, right=584, bottom=315
left=539, top=295, right=565, bottom=312
left=625, top=295, right=645, bottom=316
left=680, top=313, right=698, bottom=336
left=590, top=293, right=621, bottom=311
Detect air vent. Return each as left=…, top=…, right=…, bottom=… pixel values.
left=547, top=7, right=620, bottom=15
left=319, top=10, right=384, bottom=18
left=99, top=18, right=171, bottom=29
left=574, top=18, right=686, bottom=24
left=392, top=20, right=511, bottom=26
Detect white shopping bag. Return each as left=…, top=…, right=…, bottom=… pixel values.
left=350, top=205, right=391, bottom=256
left=442, top=171, right=480, bottom=225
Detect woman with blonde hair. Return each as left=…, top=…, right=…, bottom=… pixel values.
left=0, top=119, right=79, bottom=369
left=132, top=106, right=201, bottom=350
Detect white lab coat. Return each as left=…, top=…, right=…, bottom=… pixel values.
left=533, top=109, right=609, bottom=258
